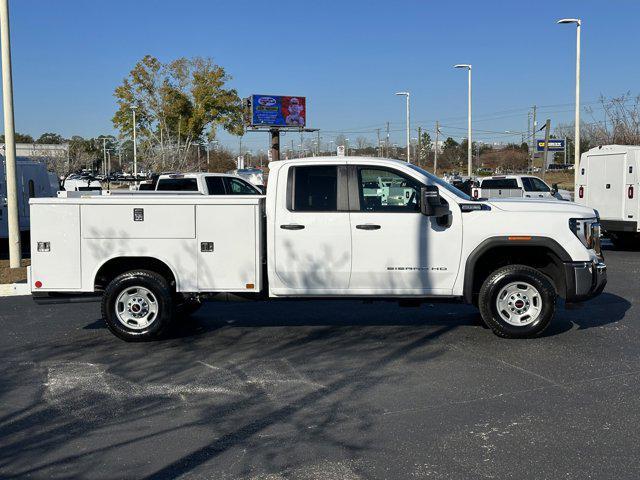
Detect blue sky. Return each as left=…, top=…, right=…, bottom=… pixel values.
left=4, top=0, right=640, bottom=153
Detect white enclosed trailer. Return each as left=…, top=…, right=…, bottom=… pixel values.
left=1, top=157, right=57, bottom=238
left=576, top=145, right=640, bottom=247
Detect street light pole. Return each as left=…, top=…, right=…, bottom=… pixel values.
left=557, top=18, right=581, bottom=187
left=0, top=0, right=21, bottom=267
left=454, top=64, right=472, bottom=176
left=131, top=105, right=138, bottom=178
left=395, top=92, right=410, bottom=163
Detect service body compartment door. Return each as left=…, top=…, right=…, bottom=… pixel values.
left=196, top=204, right=260, bottom=291
left=30, top=203, right=81, bottom=290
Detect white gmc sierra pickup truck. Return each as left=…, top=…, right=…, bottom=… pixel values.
left=29, top=157, right=606, bottom=341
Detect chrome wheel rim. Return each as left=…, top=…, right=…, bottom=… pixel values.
left=115, top=286, right=159, bottom=330
left=496, top=281, right=542, bottom=326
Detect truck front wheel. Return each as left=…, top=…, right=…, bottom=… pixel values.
left=478, top=265, right=556, bottom=339
left=101, top=270, right=175, bottom=341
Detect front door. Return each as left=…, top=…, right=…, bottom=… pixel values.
left=273, top=164, right=352, bottom=294
left=348, top=166, right=462, bottom=295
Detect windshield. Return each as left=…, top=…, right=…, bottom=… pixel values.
left=407, top=164, right=472, bottom=200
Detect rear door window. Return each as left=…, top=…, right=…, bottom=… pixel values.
left=292, top=166, right=338, bottom=211
left=205, top=176, right=226, bottom=195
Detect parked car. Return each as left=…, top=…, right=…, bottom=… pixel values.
left=30, top=156, right=606, bottom=341
left=576, top=145, right=640, bottom=248
left=153, top=172, right=262, bottom=195
left=472, top=175, right=571, bottom=201
left=62, top=174, right=102, bottom=192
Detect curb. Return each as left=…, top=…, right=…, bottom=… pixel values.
left=0, top=283, right=31, bottom=297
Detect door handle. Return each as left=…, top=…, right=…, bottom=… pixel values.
left=356, top=224, right=381, bottom=230
left=280, top=224, right=305, bottom=230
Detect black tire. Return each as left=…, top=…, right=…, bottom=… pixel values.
left=478, top=265, right=556, bottom=339
left=101, top=270, right=175, bottom=341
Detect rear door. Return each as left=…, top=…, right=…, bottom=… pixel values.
left=273, top=164, right=352, bottom=293
left=589, top=154, right=624, bottom=220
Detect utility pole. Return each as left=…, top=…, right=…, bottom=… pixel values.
left=0, top=0, right=20, bottom=267
left=386, top=121, right=390, bottom=157
left=541, top=119, right=551, bottom=179
left=102, top=138, right=108, bottom=176
left=131, top=106, right=137, bottom=178
left=317, top=130, right=321, bottom=156
left=434, top=121, right=440, bottom=176
left=270, top=129, right=280, bottom=161
left=417, top=126, right=422, bottom=167
left=530, top=105, right=537, bottom=172
left=376, top=128, right=381, bottom=157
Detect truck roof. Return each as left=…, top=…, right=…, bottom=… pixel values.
left=158, top=172, right=242, bottom=179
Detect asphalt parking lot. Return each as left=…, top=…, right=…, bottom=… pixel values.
left=0, top=246, right=639, bottom=479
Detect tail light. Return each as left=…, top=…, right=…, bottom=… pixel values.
left=629, top=185, right=634, bottom=199
left=578, top=186, right=584, bottom=198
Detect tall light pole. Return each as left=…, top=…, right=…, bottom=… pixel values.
left=395, top=92, right=410, bottom=163
left=131, top=105, right=138, bottom=178
left=557, top=18, right=581, bottom=187
left=1, top=0, right=21, bottom=267
left=454, top=64, right=472, bottom=176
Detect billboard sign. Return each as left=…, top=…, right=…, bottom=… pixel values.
left=536, top=139, right=565, bottom=152
left=250, top=95, right=306, bottom=128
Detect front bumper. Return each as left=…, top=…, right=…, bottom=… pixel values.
left=563, top=260, right=607, bottom=303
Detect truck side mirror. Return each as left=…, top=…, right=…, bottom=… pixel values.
left=421, top=185, right=448, bottom=217
left=551, top=183, right=559, bottom=194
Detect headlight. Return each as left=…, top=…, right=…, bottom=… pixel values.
left=569, top=217, right=601, bottom=253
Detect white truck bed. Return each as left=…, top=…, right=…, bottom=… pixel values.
left=29, top=195, right=264, bottom=293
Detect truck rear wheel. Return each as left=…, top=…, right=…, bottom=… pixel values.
left=101, top=270, right=175, bottom=341
left=478, top=265, right=556, bottom=339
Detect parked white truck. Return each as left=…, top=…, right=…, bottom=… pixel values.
left=576, top=145, right=640, bottom=248
left=29, top=157, right=606, bottom=340
left=472, top=175, right=572, bottom=201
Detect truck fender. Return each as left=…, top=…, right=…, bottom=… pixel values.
left=91, top=254, right=182, bottom=292
left=463, top=236, right=572, bottom=303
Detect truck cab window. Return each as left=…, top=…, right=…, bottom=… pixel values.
left=225, top=177, right=259, bottom=195
left=358, top=168, right=420, bottom=212
left=205, top=176, right=226, bottom=195
left=481, top=179, right=518, bottom=189
left=523, top=177, right=550, bottom=192
left=292, top=166, right=338, bottom=211
left=156, top=178, right=198, bottom=191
